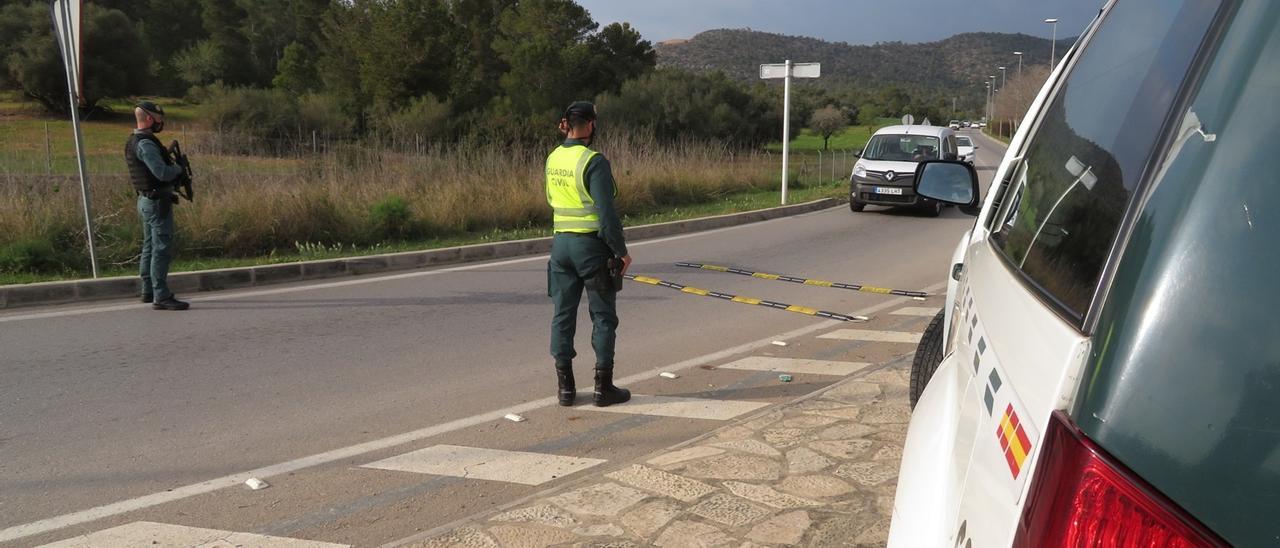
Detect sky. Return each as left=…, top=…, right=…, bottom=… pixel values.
left=575, top=0, right=1106, bottom=45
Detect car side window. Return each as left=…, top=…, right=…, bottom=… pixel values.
left=988, top=0, right=1223, bottom=323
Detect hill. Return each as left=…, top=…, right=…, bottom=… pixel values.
left=655, top=29, right=1072, bottom=97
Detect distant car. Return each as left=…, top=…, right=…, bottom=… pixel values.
left=849, top=124, right=959, bottom=217
left=949, top=120, right=961, bottom=129
left=961, top=120, right=972, bottom=128
left=955, top=135, right=977, bottom=164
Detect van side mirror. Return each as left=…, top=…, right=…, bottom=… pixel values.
left=913, top=160, right=980, bottom=216
left=853, top=149, right=862, bottom=158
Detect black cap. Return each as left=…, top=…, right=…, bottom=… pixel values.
left=563, top=101, right=596, bottom=121
left=136, top=100, right=164, bottom=117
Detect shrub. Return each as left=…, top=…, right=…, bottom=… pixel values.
left=202, top=85, right=300, bottom=152
left=297, top=94, right=354, bottom=139
left=0, top=237, right=70, bottom=273
left=384, top=96, right=452, bottom=147
left=368, top=195, right=414, bottom=240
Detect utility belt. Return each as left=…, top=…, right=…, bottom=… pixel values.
left=137, top=187, right=172, bottom=200
left=555, top=231, right=601, bottom=239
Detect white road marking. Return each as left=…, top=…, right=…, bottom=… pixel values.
left=716, top=356, right=869, bottom=376
left=582, top=395, right=770, bottom=421
left=889, top=306, right=941, bottom=317
left=37, top=521, right=348, bottom=548
left=363, top=445, right=604, bottom=486
left=0, top=280, right=945, bottom=544
left=0, top=207, right=836, bottom=324
left=818, top=329, right=922, bottom=344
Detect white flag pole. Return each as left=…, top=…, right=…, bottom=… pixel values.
left=52, top=0, right=98, bottom=278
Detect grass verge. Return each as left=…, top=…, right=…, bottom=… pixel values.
left=0, top=180, right=846, bottom=285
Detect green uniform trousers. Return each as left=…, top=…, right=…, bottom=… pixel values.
left=138, top=193, right=175, bottom=300
left=548, top=233, right=618, bottom=369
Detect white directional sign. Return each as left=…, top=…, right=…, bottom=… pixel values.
left=760, top=61, right=822, bottom=206
left=760, top=62, right=821, bottom=79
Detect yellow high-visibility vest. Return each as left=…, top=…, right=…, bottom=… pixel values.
left=546, top=144, right=614, bottom=233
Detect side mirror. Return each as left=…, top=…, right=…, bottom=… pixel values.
left=913, top=160, right=980, bottom=216
left=853, top=149, right=862, bottom=158
left=973, top=145, right=980, bottom=150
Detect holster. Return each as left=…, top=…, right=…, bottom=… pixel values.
left=589, top=257, right=624, bottom=293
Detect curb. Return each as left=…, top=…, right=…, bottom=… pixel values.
left=0, top=198, right=839, bottom=310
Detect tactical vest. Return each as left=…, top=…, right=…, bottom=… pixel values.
left=124, top=132, right=170, bottom=192
left=546, top=145, right=614, bottom=233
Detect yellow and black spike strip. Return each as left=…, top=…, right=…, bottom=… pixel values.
left=625, top=274, right=868, bottom=322
left=675, top=262, right=930, bottom=299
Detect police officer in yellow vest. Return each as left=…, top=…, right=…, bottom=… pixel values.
left=547, top=101, right=632, bottom=407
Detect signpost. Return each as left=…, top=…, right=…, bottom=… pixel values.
left=760, top=60, right=820, bottom=205
left=49, top=0, right=98, bottom=277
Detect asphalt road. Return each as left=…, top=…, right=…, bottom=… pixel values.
left=0, top=130, right=1005, bottom=545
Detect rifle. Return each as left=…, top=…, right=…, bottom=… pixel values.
left=168, top=140, right=194, bottom=202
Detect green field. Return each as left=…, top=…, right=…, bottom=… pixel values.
left=764, top=117, right=898, bottom=153
left=1, top=95, right=848, bottom=283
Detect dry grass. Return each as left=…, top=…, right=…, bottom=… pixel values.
left=0, top=118, right=798, bottom=275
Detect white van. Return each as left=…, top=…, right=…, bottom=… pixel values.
left=849, top=124, right=959, bottom=217
left=890, top=0, right=1278, bottom=546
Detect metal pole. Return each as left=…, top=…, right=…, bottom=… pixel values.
left=1051, top=23, right=1057, bottom=68
left=57, top=0, right=98, bottom=278
left=781, top=59, right=791, bottom=205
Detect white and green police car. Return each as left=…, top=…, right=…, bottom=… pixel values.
left=890, top=0, right=1278, bottom=545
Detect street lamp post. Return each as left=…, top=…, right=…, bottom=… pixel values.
left=1013, top=51, right=1024, bottom=79
left=1044, top=18, right=1059, bottom=68
left=984, top=82, right=992, bottom=121
left=999, top=66, right=1007, bottom=90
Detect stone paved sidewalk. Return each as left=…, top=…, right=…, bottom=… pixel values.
left=406, top=356, right=912, bottom=548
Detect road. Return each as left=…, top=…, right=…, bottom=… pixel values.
left=0, top=130, right=1005, bottom=546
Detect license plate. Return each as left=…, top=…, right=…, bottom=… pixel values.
left=874, top=187, right=903, bottom=195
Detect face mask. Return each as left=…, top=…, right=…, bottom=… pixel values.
left=151, top=119, right=165, bottom=133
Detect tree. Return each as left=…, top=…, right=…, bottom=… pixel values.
left=272, top=41, right=316, bottom=94
left=588, top=22, right=655, bottom=95
left=316, top=0, right=455, bottom=117
left=492, top=0, right=597, bottom=116
left=597, top=68, right=778, bottom=146
left=809, top=105, right=846, bottom=150
left=447, top=0, right=517, bottom=114
left=0, top=3, right=149, bottom=112
left=198, top=0, right=253, bottom=85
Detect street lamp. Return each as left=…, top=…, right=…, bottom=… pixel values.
left=1013, top=51, right=1024, bottom=79
left=999, top=66, right=1007, bottom=90
left=984, top=82, right=992, bottom=121
left=1044, top=18, right=1059, bottom=68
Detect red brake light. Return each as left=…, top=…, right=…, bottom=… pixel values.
left=1014, top=411, right=1228, bottom=547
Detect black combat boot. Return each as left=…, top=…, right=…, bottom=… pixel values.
left=152, top=296, right=190, bottom=310
left=555, top=364, right=576, bottom=406
left=593, top=368, right=631, bottom=407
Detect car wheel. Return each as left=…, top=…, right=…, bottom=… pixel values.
left=849, top=199, right=865, bottom=212
left=909, top=310, right=946, bottom=409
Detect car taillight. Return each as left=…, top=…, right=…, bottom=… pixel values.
left=1013, top=411, right=1228, bottom=548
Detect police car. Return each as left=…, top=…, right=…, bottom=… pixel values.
left=890, top=0, right=1278, bottom=545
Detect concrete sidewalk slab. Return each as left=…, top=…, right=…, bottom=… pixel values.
left=396, top=353, right=916, bottom=547
left=363, top=445, right=606, bottom=486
